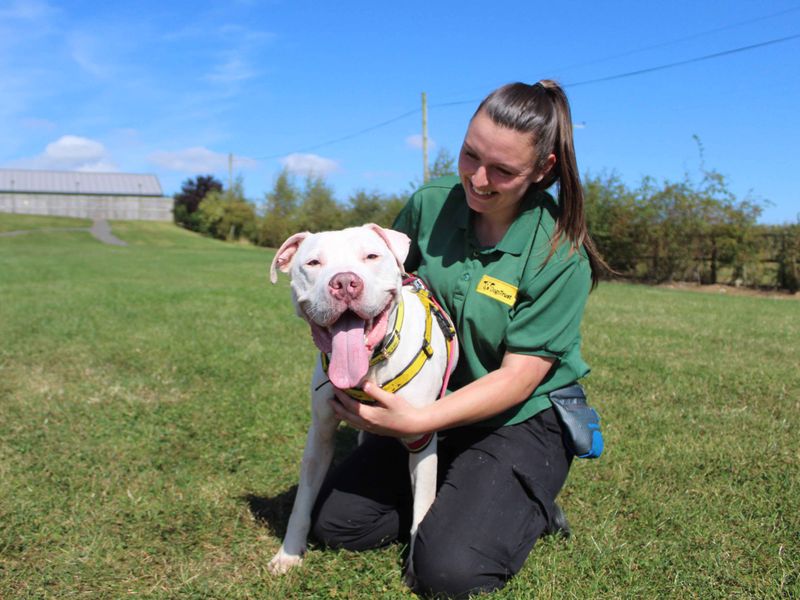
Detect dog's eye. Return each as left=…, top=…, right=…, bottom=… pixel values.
left=365, top=253, right=380, bottom=260
left=306, top=259, right=321, bottom=267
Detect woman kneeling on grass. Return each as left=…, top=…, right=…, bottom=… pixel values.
left=312, top=80, right=607, bottom=599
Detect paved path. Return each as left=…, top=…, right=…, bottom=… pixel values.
left=0, top=219, right=127, bottom=246
left=89, top=219, right=127, bottom=246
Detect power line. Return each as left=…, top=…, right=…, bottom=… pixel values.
left=434, top=32, right=800, bottom=106
left=550, top=6, right=800, bottom=74
left=250, top=108, right=420, bottom=161
left=246, top=32, right=800, bottom=163
left=566, top=32, right=800, bottom=88
left=430, top=6, right=800, bottom=103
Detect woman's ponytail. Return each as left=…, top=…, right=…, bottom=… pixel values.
left=538, top=80, right=608, bottom=287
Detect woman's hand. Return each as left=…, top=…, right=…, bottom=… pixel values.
left=331, top=353, right=555, bottom=436
left=329, top=383, right=429, bottom=438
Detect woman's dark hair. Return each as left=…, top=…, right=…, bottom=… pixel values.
left=476, top=80, right=609, bottom=287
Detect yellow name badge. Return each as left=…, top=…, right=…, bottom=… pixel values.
left=476, top=275, right=518, bottom=307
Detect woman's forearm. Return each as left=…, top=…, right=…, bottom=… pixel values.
left=420, top=353, right=555, bottom=432
left=329, top=353, right=556, bottom=439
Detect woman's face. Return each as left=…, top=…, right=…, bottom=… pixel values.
left=458, top=110, right=553, bottom=223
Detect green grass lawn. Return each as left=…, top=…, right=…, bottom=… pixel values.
left=1, top=213, right=797, bottom=599
left=0, top=214, right=91, bottom=233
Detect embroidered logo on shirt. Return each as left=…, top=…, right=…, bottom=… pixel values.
left=476, top=275, right=518, bottom=307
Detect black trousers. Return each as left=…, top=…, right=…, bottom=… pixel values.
left=311, top=407, right=572, bottom=599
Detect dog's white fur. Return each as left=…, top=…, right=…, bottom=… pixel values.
left=267, top=224, right=454, bottom=578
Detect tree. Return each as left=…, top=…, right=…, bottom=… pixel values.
left=257, top=169, right=300, bottom=247
left=582, top=158, right=764, bottom=285
left=775, top=222, right=799, bottom=292
left=379, top=193, right=407, bottom=226
left=343, top=190, right=388, bottom=227
left=429, top=148, right=457, bottom=179
left=341, top=190, right=409, bottom=228
left=409, top=147, right=458, bottom=191
left=173, top=175, right=224, bottom=231
left=196, top=177, right=257, bottom=241
left=295, top=176, right=344, bottom=233
left=583, top=171, right=643, bottom=274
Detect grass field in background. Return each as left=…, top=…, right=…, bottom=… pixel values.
left=0, top=214, right=91, bottom=233
left=1, top=213, right=797, bottom=599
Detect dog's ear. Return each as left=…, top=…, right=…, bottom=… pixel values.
left=365, top=224, right=410, bottom=270
left=270, top=232, right=311, bottom=283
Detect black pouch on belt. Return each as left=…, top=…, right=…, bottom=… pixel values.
left=548, top=384, right=604, bottom=459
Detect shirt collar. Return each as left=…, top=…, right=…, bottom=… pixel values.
left=456, top=187, right=547, bottom=256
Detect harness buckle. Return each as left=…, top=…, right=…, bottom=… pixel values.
left=379, top=345, right=393, bottom=361
left=406, top=275, right=428, bottom=295
left=432, top=306, right=456, bottom=340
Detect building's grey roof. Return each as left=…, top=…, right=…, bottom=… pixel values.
left=0, top=169, right=163, bottom=196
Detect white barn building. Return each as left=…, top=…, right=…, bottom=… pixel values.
left=0, top=169, right=173, bottom=221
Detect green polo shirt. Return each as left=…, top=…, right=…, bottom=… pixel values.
left=392, top=176, right=591, bottom=427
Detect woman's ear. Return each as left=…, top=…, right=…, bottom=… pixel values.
left=533, top=153, right=557, bottom=183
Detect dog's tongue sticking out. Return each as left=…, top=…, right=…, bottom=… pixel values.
left=328, top=311, right=370, bottom=389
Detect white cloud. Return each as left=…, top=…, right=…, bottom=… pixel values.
left=280, top=153, right=340, bottom=177
left=7, top=135, right=118, bottom=172
left=46, top=135, right=105, bottom=161
left=148, top=146, right=257, bottom=173
left=405, top=134, right=436, bottom=150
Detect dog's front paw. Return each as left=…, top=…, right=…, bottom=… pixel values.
left=403, top=568, right=418, bottom=590
left=403, top=556, right=418, bottom=589
left=268, top=549, right=303, bottom=575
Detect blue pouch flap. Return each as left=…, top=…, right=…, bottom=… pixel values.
left=549, top=384, right=604, bottom=459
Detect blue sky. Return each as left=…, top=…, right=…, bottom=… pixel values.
left=1, top=0, right=798, bottom=224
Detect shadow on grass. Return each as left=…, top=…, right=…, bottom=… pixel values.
left=242, top=426, right=360, bottom=538
left=243, top=487, right=298, bottom=539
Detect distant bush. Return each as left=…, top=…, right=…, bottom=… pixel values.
left=174, top=175, right=224, bottom=232
left=584, top=166, right=798, bottom=291
left=766, top=223, right=800, bottom=292
left=255, top=169, right=407, bottom=248
left=196, top=179, right=257, bottom=241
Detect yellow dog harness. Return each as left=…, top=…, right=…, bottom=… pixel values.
left=321, top=276, right=457, bottom=453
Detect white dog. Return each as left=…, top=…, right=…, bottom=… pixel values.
left=267, top=224, right=457, bottom=577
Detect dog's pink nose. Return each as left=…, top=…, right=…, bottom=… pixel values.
left=328, top=272, right=364, bottom=301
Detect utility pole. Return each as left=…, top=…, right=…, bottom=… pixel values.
left=228, top=152, right=234, bottom=191
left=421, top=92, right=429, bottom=184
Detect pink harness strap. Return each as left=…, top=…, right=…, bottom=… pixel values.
left=402, top=274, right=458, bottom=400
left=400, top=274, right=458, bottom=454
left=403, top=432, right=435, bottom=454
